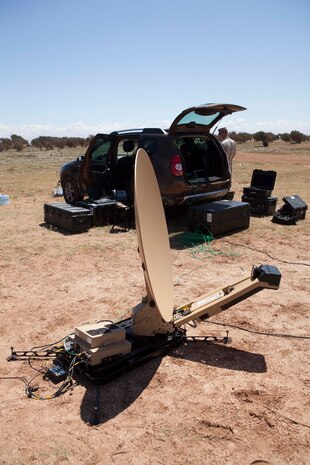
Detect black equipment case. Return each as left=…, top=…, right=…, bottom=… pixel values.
left=242, top=169, right=277, bottom=216
left=272, top=194, right=308, bottom=225
left=241, top=194, right=277, bottom=216
left=44, top=202, right=92, bottom=233
left=77, top=198, right=117, bottom=227
left=283, top=195, right=307, bottom=220
left=189, top=200, right=250, bottom=236
left=243, top=169, right=277, bottom=198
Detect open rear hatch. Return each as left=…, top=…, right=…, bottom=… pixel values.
left=168, top=103, right=246, bottom=135
left=169, top=103, right=246, bottom=184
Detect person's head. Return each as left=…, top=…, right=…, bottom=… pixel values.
left=218, top=127, right=228, bottom=141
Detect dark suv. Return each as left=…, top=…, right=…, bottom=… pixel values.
left=60, top=103, right=246, bottom=206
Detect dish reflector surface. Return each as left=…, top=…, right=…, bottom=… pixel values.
left=134, top=148, right=174, bottom=322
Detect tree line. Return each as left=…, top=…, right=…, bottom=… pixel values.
left=0, top=130, right=309, bottom=152
left=0, top=135, right=92, bottom=152
left=229, top=130, right=308, bottom=146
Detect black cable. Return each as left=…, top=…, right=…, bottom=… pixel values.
left=206, top=320, right=310, bottom=340
left=4, top=340, right=83, bottom=400
left=266, top=407, right=310, bottom=429
left=0, top=374, right=40, bottom=398
left=0, top=376, right=29, bottom=387
left=30, top=334, right=71, bottom=351
left=223, top=240, right=310, bottom=267
left=26, top=354, right=81, bottom=400
left=28, top=357, right=46, bottom=373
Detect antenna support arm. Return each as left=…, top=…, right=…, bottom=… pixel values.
left=173, top=265, right=281, bottom=327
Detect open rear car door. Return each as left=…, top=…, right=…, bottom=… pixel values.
left=168, top=103, right=246, bottom=135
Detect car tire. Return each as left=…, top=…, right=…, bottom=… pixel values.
left=63, top=177, right=83, bottom=205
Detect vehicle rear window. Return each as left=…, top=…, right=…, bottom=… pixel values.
left=177, top=111, right=220, bottom=127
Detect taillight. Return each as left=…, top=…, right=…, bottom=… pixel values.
left=171, top=155, right=183, bottom=177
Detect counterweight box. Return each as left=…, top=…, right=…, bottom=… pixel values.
left=189, top=200, right=250, bottom=236
left=44, top=203, right=92, bottom=233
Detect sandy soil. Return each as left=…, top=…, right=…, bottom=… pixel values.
left=0, top=142, right=309, bottom=465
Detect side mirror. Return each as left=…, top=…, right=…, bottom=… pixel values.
left=77, top=155, right=84, bottom=162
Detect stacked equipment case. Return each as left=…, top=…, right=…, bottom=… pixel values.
left=77, top=198, right=117, bottom=227
left=241, top=169, right=277, bottom=216
left=44, top=198, right=118, bottom=232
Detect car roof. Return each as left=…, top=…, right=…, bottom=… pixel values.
left=109, top=128, right=166, bottom=136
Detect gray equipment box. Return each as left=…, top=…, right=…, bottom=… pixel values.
left=189, top=200, right=250, bottom=236
left=44, top=202, right=92, bottom=233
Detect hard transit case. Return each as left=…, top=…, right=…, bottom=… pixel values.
left=243, top=169, right=277, bottom=198
left=189, top=200, right=250, bottom=236
left=241, top=194, right=278, bottom=216
left=44, top=202, right=92, bottom=233
left=282, top=195, right=307, bottom=220
left=272, top=194, right=308, bottom=225
left=77, top=198, right=117, bottom=226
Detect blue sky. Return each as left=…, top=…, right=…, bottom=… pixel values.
left=0, top=0, right=309, bottom=140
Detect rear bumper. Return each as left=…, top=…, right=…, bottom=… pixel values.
left=162, top=188, right=230, bottom=206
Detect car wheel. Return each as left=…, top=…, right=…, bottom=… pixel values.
left=63, top=178, right=82, bottom=205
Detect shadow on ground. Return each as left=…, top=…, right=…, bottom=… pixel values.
left=171, top=341, right=267, bottom=373
left=79, top=342, right=266, bottom=425
left=79, top=356, right=162, bottom=426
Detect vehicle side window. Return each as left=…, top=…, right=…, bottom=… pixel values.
left=140, top=137, right=158, bottom=156
left=90, top=139, right=112, bottom=162
left=116, top=139, right=138, bottom=160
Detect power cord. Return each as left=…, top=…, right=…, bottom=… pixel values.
left=3, top=335, right=86, bottom=400
left=25, top=353, right=83, bottom=400
left=206, top=320, right=310, bottom=340
left=223, top=240, right=310, bottom=267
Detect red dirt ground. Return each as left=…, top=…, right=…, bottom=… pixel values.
left=0, top=143, right=309, bottom=465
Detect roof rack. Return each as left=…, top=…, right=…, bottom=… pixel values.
left=110, top=128, right=166, bottom=135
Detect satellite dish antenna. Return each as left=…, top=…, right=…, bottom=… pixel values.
left=131, top=148, right=281, bottom=338
left=134, top=148, right=174, bottom=323
left=9, top=149, right=281, bottom=386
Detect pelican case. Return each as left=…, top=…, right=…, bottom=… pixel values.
left=77, top=198, right=117, bottom=226
left=241, top=194, right=278, bottom=216
left=272, top=195, right=308, bottom=224
left=44, top=202, right=92, bottom=233
left=283, top=195, right=307, bottom=220
left=189, top=200, right=250, bottom=236
left=243, top=169, right=277, bottom=198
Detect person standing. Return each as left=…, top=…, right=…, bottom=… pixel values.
left=217, top=127, right=236, bottom=174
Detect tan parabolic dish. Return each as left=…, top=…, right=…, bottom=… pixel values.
left=134, top=148, right=174, bottom=322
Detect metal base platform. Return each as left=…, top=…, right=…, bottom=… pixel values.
left=61, top=327, right=186, bottom=384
